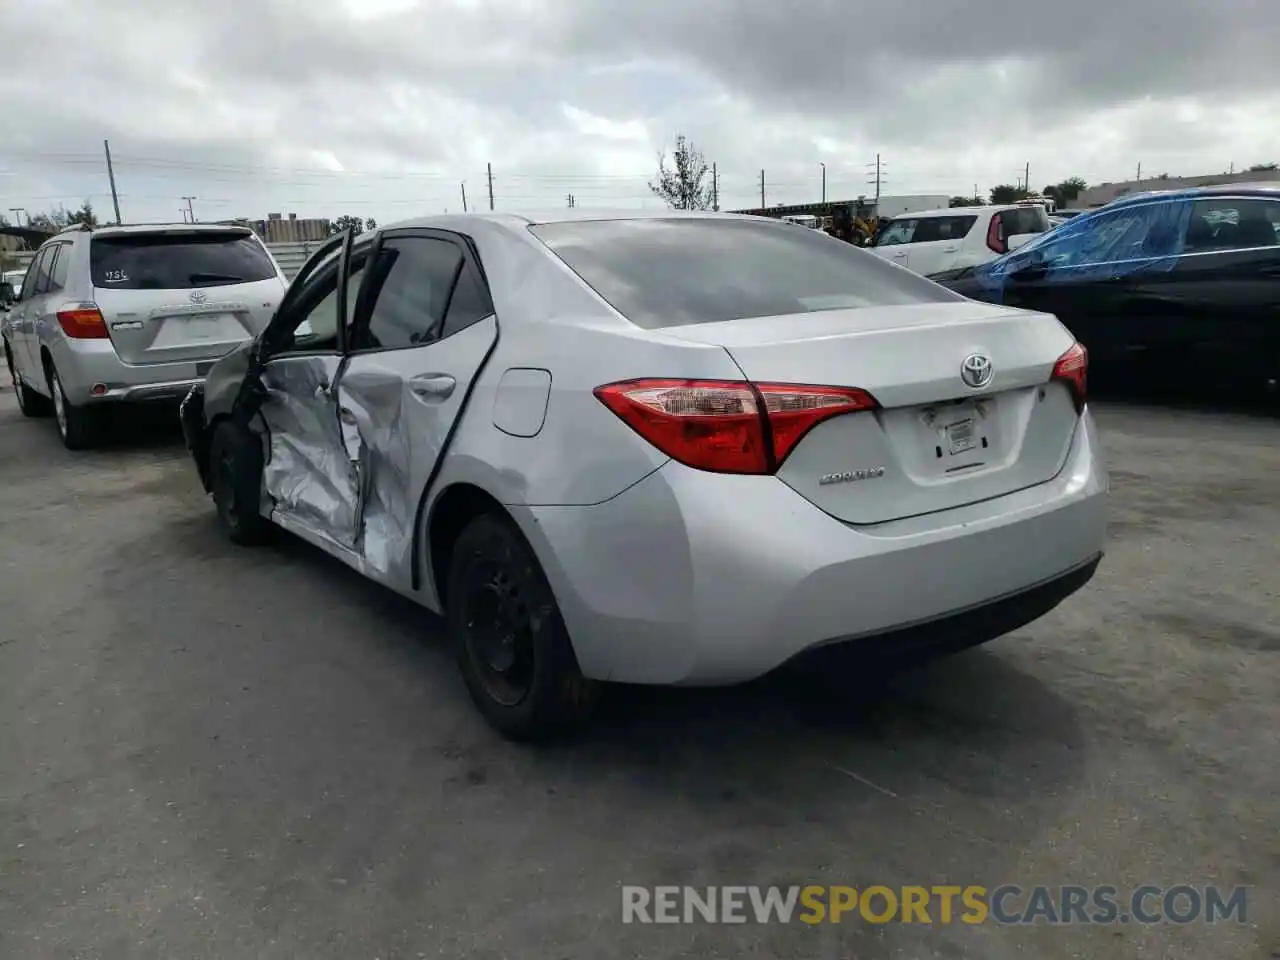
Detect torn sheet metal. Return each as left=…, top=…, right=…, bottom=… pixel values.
left=259, top=356, right=362, bottom=544
left=336, top=371, right=415, bottom=579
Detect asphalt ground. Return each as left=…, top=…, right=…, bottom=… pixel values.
left=1, top=385, right=1277, bottom=959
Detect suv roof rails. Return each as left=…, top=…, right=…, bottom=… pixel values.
left=57, top=222, right=94, bottom=234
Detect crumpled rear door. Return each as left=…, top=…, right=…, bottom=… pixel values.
left=259, top=354, right=362, bottom=544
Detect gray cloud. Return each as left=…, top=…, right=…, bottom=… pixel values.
left=2, top=0, right=1278, bottom=225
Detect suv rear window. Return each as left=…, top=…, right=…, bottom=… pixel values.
left=1000, top=206, right=1050, bottom=236
left=530, top=217, right=961, bottom=329
left=90, top=231, right=277, bottom=290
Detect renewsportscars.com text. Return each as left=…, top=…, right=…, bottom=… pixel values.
left=621, top=885, right=1249, bottom=926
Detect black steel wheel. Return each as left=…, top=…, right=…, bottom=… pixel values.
left=447, top=513, right=598, bottom=741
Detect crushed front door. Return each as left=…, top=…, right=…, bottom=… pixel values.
left=252, top=228, right=367, bottom=547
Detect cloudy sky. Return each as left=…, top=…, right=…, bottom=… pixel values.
left=3, top=0, right=1279, bottom=226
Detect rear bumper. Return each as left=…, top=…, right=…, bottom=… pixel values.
left=521, top=410, right=1108, bottom=685
left=46, top=336, right=235, bottom=405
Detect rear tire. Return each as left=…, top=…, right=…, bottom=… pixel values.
left=446, top=513, right=599, bottom=742
left=5, top=343, right=50, bottom=418
left=47, top=364, right=101, bottom=450
left=208, top=419, right=270, bottom=546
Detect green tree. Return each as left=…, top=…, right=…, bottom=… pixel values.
left=26, top=207, right=68, bottom=233
left=989, top=184, right=1028, bottom=204
left=648, top=134, right=715, bottom=210
left=65, top=200, right=98, bottom=227
left=1246, top=162, right=1277, bottom=172
left=1042, top=177, right=1087, bottom=207
left=949, top=195, right=983, bottom=207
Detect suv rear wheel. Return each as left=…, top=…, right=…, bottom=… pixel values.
left=47, top=364, right=101, bottom=450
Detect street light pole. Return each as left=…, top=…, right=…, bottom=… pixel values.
left=820, top=162, right=826, bottom=204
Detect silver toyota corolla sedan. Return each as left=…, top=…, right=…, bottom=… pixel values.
left=180, top=210, right=1107, bottom=740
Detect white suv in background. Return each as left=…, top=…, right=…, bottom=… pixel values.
left=869, top=205, right=1051, bottom=277
left=2, top=222, right=288, bottom=449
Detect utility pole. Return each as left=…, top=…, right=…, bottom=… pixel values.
left=1136, top=162, right=1142, bottom=182
left=566, top=193, right=575, bottom=208
left=182, top=196, right=197, bottom=223
left=104, top=139, right=122, bottom=225
left=461, top=182, right=468, bottom=212
left=8, top=208, right=25, bottom=227
left=1024, top=161, right=1030, bottom=195
left=759, top=169, right=766, bottom=209
left=712, top=162, right=718, bottom=211
left=487, top=162, right=494, bottom=211
left=179, top=209, right=189, bottom=223
left=820, top=161, right=826, bottom=204
left=866, top=154, right=884, bottom=210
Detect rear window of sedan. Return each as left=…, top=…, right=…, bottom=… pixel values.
left=530, top=217, right=962, bottom=329
left=91, top=231, right=278, bottom=290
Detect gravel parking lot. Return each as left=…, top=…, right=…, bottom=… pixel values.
left=1, top=387, right=1276, bottom=960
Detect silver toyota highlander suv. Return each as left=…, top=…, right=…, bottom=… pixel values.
left=2, top=222, right=288, bottom=449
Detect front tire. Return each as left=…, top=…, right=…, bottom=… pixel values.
left=446, top=513, right=599, bottom=741
left=48, top=364, right=101, bottom=450
left=208, top=419, right=270, bottom=545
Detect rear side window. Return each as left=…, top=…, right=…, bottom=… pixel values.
left=49, top=243, right=70, bottom=291
left=1184, top=198, right=1280, bottom=251
left=354, top=237, right=463, bottom=350
left=531, top=218, right=961, bottom=329
left=1000, top=207, right=1050, bottom=236
left=910, top=216, right=977, bottom=243
left=90, top=231, right=277, bottom=290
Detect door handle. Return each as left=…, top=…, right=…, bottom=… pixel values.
left=410, top=374, right=456, bottom=400
left=942, top=246, right=959, bottom=252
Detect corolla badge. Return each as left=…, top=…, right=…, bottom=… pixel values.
left=960, top=353, right=994, bottom=389
left=189, top=289, right=208, bottom=304
left=819, top=466, right=886, bottom=486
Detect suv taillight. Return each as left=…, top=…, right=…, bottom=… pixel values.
left=594, top=379, right=879, bottom=474
left=986, top=213, right=1008, bottom=254
left=1051, top=342, right=1088, bottom=413
left=56, top=305, right=109, bottom=339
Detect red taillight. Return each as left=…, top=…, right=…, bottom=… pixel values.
left=56, top=306, right=109, bottom=339
left=593, top=378, right=878, bottom=474
left=986, top=212, right=1007, bottom=254
left=1051, top=342, right=1088, bottom=413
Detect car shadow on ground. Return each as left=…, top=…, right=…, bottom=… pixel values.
left=202, top=518, right=1090, bottom=814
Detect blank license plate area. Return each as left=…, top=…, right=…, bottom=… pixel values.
left=152, top=313, right=242, bottom=347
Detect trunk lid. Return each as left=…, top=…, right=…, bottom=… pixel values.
left=661, top=302, right=1081, bottom=525
left=90, top=228, right=286, bottom=366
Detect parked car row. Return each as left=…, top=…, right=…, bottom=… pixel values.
left=930, top=184, right=1280, bottom=388
left=7, top=184, right=1274, bottom=739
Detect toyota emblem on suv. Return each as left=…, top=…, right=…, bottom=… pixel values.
left=961, top=353, right=993, bottom=388
left=189, top=289, right=208, bottom=304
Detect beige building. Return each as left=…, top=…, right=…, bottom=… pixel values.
left=1075, top=170, right=1279, bottom=209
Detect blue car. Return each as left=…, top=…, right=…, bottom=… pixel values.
left=931, top=184, right=1280, bottom=389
